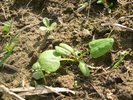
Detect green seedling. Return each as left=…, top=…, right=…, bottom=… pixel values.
left=97, top=0, right=113, bottom=13
left=2, top=21, right=12, bottom=39
left=32, top=38, right=114, bottom=80
left=112, top=49, right=131, bottom=69
left=39, top=17, right=57, bottom=32
left=0, top=21, right=16, bottom=66
left=0, top=41, right=15, bottom=66
left=39, top=17, right=57, bottom=50
left=2, top=20, right=12, bottom=33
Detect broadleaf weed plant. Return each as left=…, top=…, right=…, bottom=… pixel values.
left=32, top=38, right=114, bottom=80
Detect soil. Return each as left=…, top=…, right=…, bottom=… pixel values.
left=0, top=0, right=133, bottom=100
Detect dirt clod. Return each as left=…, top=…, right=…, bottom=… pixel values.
left=57, top=74, right=75, bottom=89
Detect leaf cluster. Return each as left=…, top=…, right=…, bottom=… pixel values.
left=39, top=17, right=57, bottom=32
left=0, top=21, right=15, bottom=66
left=32, top=38, right=114, bottom=80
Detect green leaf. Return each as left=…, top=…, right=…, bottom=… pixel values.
left=0, top=41, right=15, bottom=66
left=78, top=61, right=90, bottom=76
left=33, top=71, right=44, bottom=80
left=97, top=0, right=103, bottom=4
left=89, top=38, right=114, bottom=58
left=2, top=21, right=12, bottom=32
left=0, top=52, right=12, bottom=66
left=4, top=41, right=15, bottom=52
left=59, top=43, right=74, bottom=53
left=49, top=22, right=57, bottom=31
left=55, top=46, right=71, bottom=55
left=38, top=50, right=61, bottom=73
left=43, top=17, right=50, bottom=27
left=39, top=26, right=47, bottom=31
left=32, top=62, right=41, bottom=71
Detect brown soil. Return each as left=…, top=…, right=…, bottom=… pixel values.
left=0, top=0, right=133, bottom=100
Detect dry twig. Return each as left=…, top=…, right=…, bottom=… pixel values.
left=89, top=83, right=106, bottom=100
left=0, top=85, right=75, bottom=99
left=0, top=85, right=25, bottom=100
left=101, top=23, right=133, bottom=31
left=10, top=85, right=75, bottom=96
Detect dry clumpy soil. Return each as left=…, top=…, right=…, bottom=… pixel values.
left=0, top=0, right=133, bottom=100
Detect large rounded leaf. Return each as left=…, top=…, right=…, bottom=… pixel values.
left=38, top=50, right=61, bottom=73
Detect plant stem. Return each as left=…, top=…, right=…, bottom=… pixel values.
left=0, top=51, right=12, bottom=66
left=77, top=51, right=89, bottom=60
left=107, top=29, right=113, bottom=38
left=39, top=32, right=50, bottom=51
left=41, top=70, right=47, bottom=85
left=112, top=50, right=130, bottom=69
left=60, top=58, right=75, bottom=62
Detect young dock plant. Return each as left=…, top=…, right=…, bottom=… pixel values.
left=39, top=17, right=57, bottom=50
left=32, top=38, right=114, bottom=80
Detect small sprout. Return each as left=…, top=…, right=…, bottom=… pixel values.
left=2, top=21, right=12, bottom=33
left=4, top=41, right=15, bottom=53
left=43, top=17, right=51, bottom=27
left=89, top=38, right=114, bottom=58
left=97, top=0, right=113, bottom=13
left=78, top=61, right=90, bottom=76
left=73, top=81, right=78, bottom=88
left=40, top=17, right=57, bottom=32
left=0, top=41, right=16, bottom=66
left=0, top=20, right=16, bottom=66
left=112, top=49, right=131, bottom=69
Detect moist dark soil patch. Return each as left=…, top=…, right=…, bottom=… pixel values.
left=0, top=0, right=133, bottom=100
